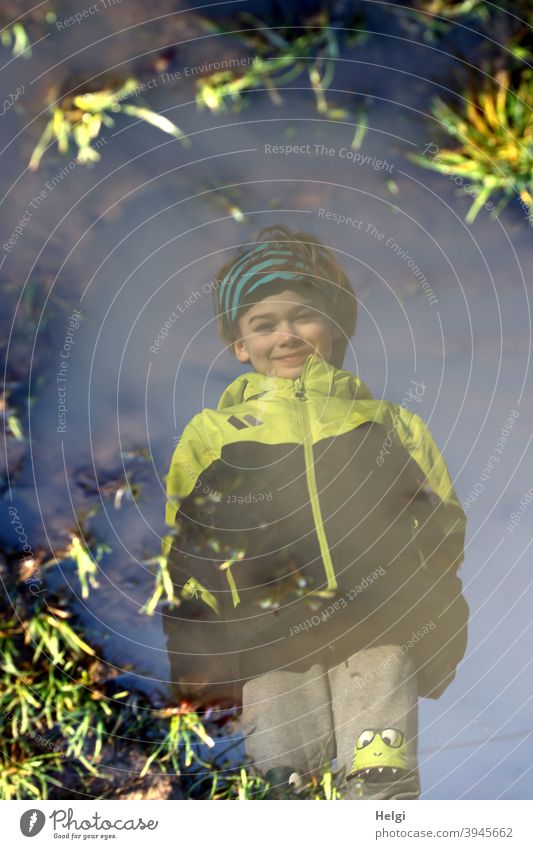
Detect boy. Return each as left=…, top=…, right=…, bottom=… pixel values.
left=162, top=225, right=469, bottom=800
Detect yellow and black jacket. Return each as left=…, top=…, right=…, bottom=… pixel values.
left=162, top=354, right=469, bottom=702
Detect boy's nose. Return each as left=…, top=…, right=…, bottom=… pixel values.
left=277, top=321, right=299, bottom=341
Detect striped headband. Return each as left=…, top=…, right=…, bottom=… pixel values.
left=215, top=243, right=332, bottom=333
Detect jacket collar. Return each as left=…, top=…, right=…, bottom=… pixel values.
left=217, top=353, right=373, bottom=409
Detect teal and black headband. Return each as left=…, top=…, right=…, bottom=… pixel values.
left=215, top=242, right=332, bottom=335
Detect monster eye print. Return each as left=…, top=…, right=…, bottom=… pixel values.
left=346, top=727, right=408, bottom=782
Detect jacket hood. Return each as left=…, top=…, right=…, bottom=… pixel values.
left=216, top=352, right=373, bottom=410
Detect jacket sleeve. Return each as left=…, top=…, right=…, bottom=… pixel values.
left=162, top=416, right=225, bottom=618
left=395, top=410, right=469, bottom=700
left=162, top=417, right=249, bottom=703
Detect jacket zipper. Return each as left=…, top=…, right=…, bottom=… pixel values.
left=221, top=367, right=338, bottom=605
left=294, top=374, right=338, bottom=592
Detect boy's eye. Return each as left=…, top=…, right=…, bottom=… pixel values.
left=253, top=312, right=316, bottom=332
left=255, top=312, right=316, bottom=330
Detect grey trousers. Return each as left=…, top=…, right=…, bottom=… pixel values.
left=240, top=644, right=421, bottom=800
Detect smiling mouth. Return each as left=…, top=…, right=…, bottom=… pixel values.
left=275, top=352, right=309, bottom=361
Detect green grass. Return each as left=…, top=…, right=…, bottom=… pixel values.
left=413, top=0, right=485, bottom=17
left=1, top=608, right=102, bottom=799
left=41, top=533, right=110, bottom=601
left=29, top=77, right=189, bottom=171
left=1, top=22, right=32, bottom=59
left=0, top=6, right=57, bottom=60
left=410, top=69, right=533, bottom=224
left=1, top=601, right=221, bottom=799
left=1, top=530, right=350, bottom=799
left=195, top=9, right=366, bottom=119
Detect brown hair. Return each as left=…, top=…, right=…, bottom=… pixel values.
left=213, top=225, right=357, bottom=368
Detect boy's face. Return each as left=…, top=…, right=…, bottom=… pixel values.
left=232, top=288, right=341, bottom=378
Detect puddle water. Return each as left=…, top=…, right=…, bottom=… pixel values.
left=2, top=3, right=532, bottom=798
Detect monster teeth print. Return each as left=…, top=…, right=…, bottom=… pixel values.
left=346, top=728, right=408, bottom=782
left=361, top=767, right=398, bottom=775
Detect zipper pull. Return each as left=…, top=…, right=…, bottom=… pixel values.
left=294, top=377, right=306, bottom=399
